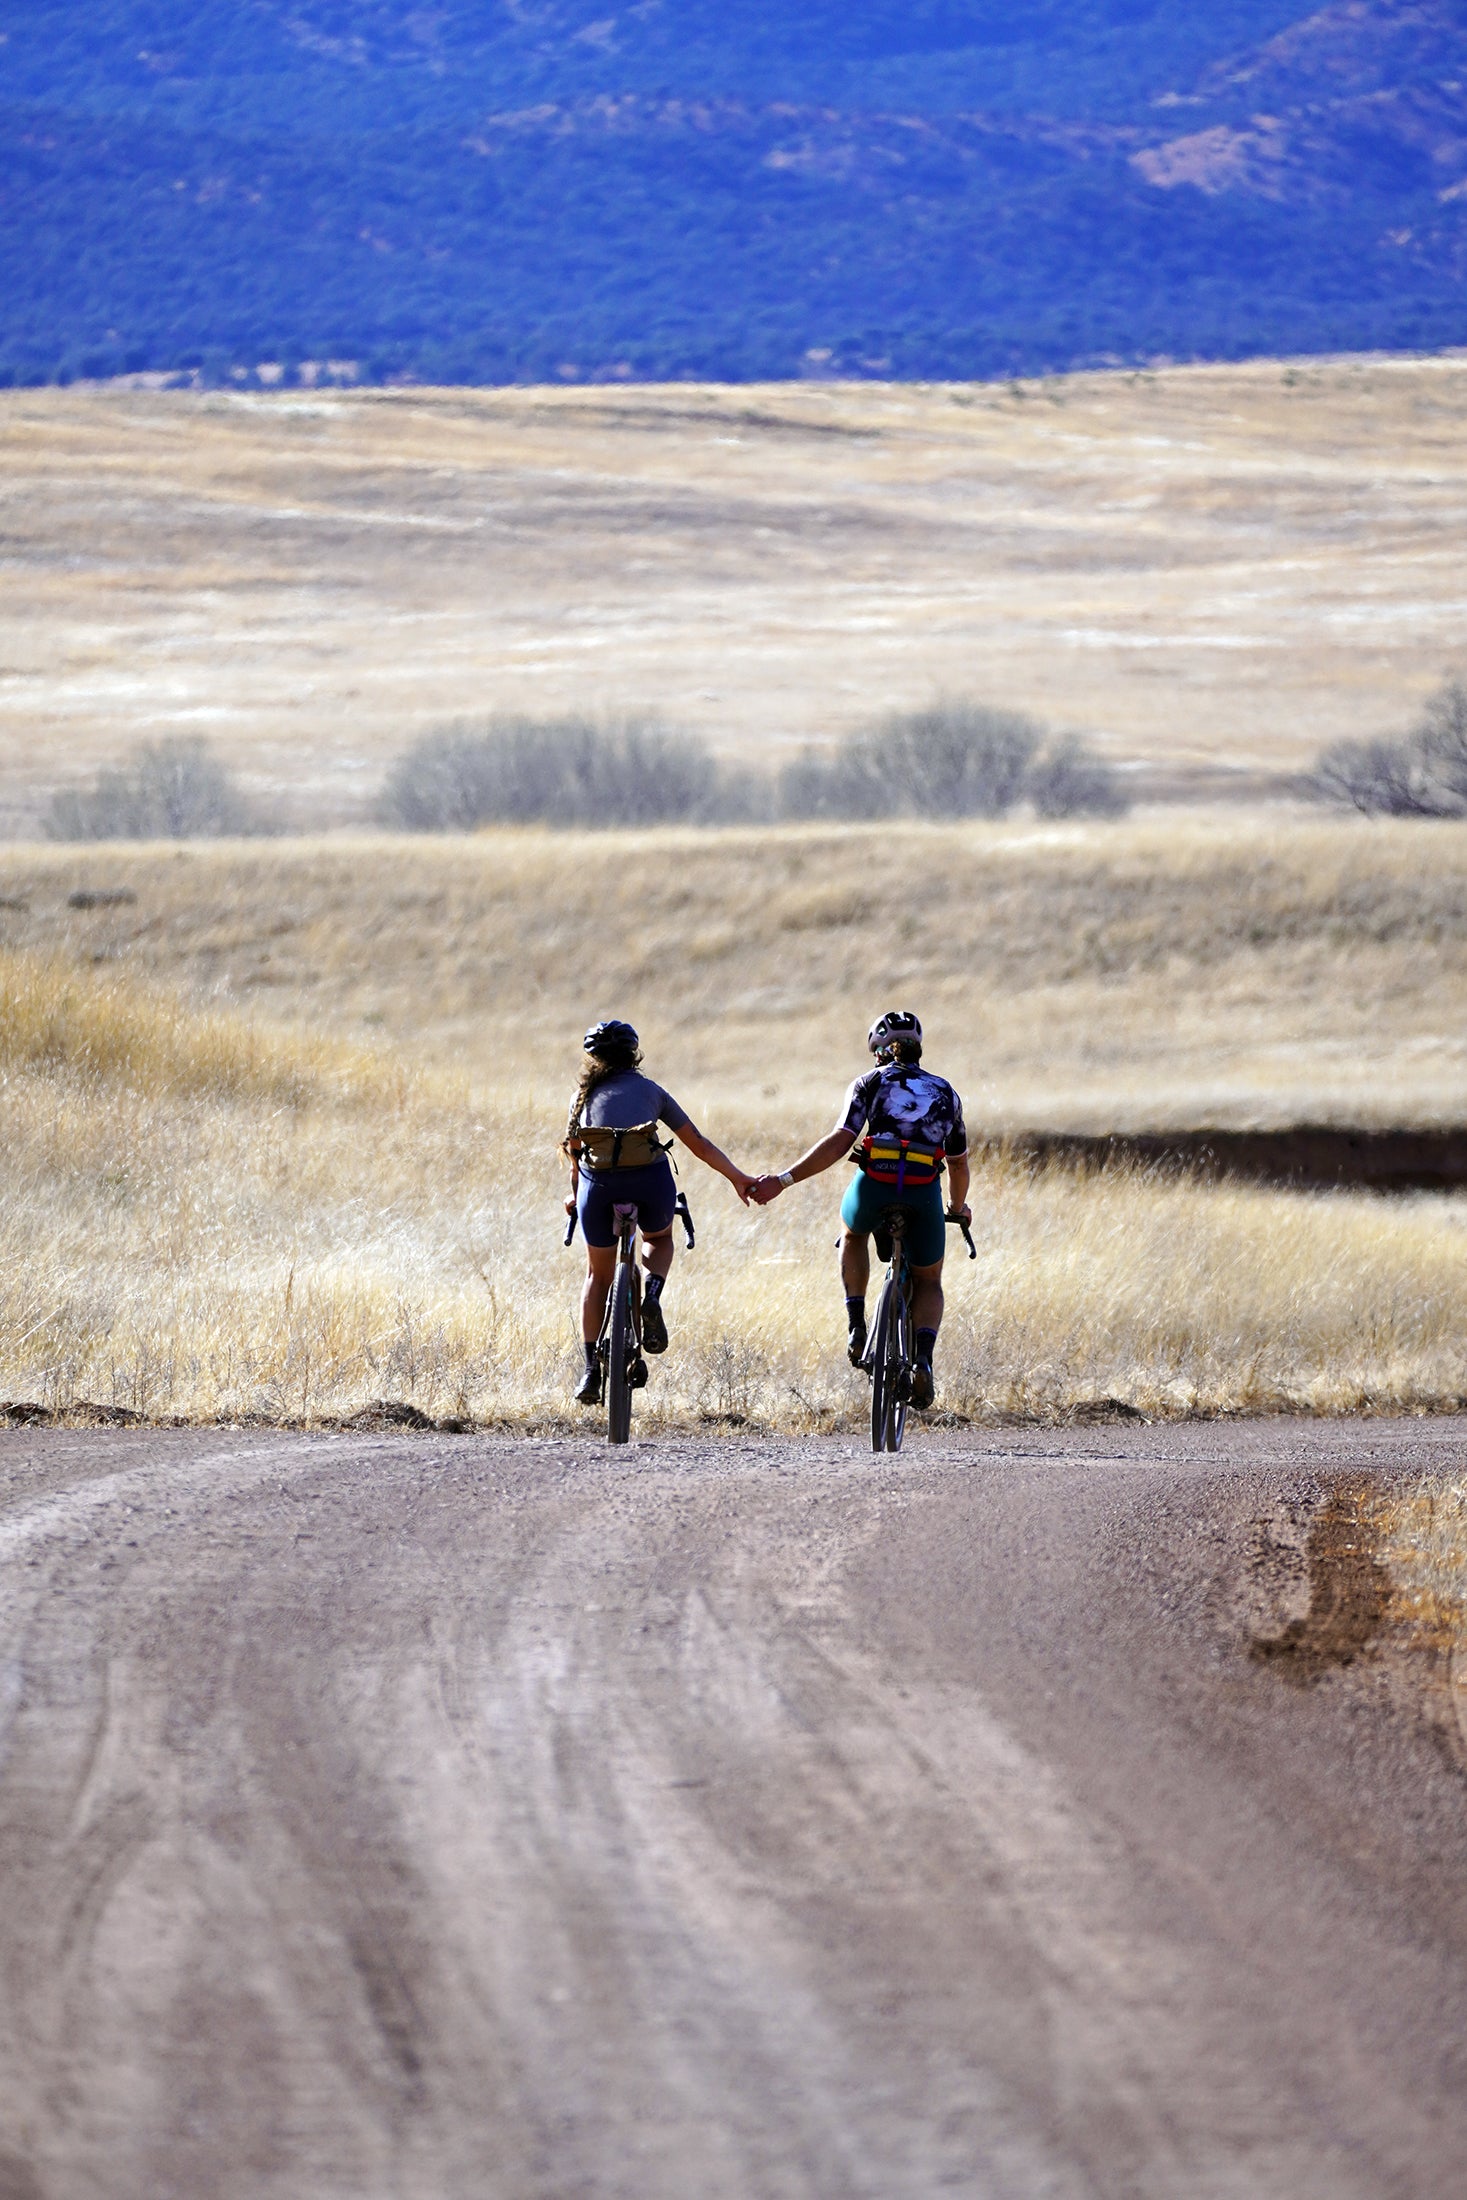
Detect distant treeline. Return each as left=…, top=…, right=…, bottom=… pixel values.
left=44, top=683, right=1467, bottom=840
left=378, top=707, right=1130, bottom=830
left=41, top=706, right=1131, bottom=841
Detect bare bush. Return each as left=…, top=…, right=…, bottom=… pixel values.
left=1311, top=680, right=1467, bottom=818
left=379, top=716, right=749, bottom=829
left=1417, top=678, right=1467, bottom=810
left=45, top=737, right=259, bottom=841
left=1310, top=736, right=1435, bottom=816
left=777, top=743, right=887, bottom=821
left=1028, top=736, right=1131, bottom=819
left=881, top=702, right=1041, bottom=815
left=781, top=701, right=1042, bottom=821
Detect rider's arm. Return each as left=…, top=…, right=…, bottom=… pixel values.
left=777, top=1125, right=857, bottom=1186
left=673, top=1119, right=753, bottom=1198
left=946, top=1150, right=971, bottom=1217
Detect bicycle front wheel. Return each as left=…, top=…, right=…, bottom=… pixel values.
left=606, top=1255, right=636, bottom=1444
left=869, top=1272, right=911, bottom=1453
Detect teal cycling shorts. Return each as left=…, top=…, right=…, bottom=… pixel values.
left=840, top=1169, right=948, bottom=1267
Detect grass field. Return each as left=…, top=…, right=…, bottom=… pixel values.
left=4, top=354, right=1467, bottom=832
left=2, top=811, right=1464, bottom=1130
left=2, top=813, right=1465, bottom=1428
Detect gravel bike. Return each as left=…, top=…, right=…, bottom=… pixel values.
left=866, top=1206, right=976, bottom=1454
left=565, top=1189, right=695, bottom=1444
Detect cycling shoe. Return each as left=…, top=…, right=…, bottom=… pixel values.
left=847, top=1323, right=868, bottom=1369
left=629, top=1356, right=650, bottom=1390
left=641, top=1296, right=669, bottom=1354
left=574, top=1363, right=603, bottom=1407
left=909, top=1362, right=935, bottom=1411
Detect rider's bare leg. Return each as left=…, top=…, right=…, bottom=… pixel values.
left=640, top=1225, right=675, bottom=1286
left=840, top=1229, right=871, bottom=1300
left=581, top=1244, right=617, bottom=1342
left=910, top=1258, right=945, bottom=1335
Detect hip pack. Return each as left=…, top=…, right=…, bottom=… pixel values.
left=573, top=1119, right=672, bottom=1172
left=858, top=1136, right=943, bottom=1191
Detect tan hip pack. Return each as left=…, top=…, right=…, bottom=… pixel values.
left=572, top=1119, right=671, bottom=1171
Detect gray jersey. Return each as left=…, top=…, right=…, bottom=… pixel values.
left=581, top=1068, right=689, bottom=1134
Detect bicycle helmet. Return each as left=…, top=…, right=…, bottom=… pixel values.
left=584, top=1018, right=640, bottom=1055
left=867, top=1009, right=922, bottom=1059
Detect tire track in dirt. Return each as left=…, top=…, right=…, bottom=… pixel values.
left=0, top=1424, right=1461, bottom=2198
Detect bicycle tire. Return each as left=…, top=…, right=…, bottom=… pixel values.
left=607, top=1253, right=635, bottom=1444
left=870, top=1272, right=911, bottom=1453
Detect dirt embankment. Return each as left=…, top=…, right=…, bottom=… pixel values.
left=1006, top=1123, right=1467, bottom=1192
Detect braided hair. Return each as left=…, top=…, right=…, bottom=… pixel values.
left=563, top=1034, right=643, bottom=1155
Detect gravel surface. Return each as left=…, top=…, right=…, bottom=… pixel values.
left=0, top=1417, right=1464, bottom=2199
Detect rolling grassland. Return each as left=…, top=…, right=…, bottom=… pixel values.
left=1, top=815, right=1465, bottom=1427
left=3, top=355, right=1467, bottom=832
left=1, top=812, right=1464, bottom=1129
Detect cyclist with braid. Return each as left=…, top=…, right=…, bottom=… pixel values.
left=564, top=1019, right=755, bottom=1407
left=751, top=1011, right=970, bottom=1411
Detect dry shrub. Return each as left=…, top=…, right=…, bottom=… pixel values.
left=45, top=736, right=261, bottom=841
left=779, top=702, right=1127, bottom=822
left=1312, top=678, right=1467, bottom=818
left=378, top=715, right=745, bottom=829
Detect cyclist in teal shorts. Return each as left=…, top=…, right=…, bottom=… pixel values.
left=751, top=1011, right=970, bottom=1411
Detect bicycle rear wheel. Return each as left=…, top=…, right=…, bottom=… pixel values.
left=606, top=1253, right=636, bottom=1444
left=869, top=1271, right=911, bottom=1453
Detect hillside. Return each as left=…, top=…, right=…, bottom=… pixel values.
left=3, top=816, right=1465, bottom=1133
left=4, top=360, right=1466, bottom=827
left=2, top=1, right=1466, bottom=384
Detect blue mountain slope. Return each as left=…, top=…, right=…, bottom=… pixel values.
left=1, top=0, right=1464, bottom=383
left=0, top=3, right=1318, bottom=123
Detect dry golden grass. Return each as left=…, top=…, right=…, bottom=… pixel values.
left=1, top=815, right=1465, bottom=1429
left=2, top=810, right=1465, bottom=1131
left=5, top=354, right=1467, bottom=830
left=0, top=947, right=407, bottom=1108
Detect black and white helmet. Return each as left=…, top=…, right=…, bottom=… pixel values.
left=867, top=1009, right=922, bottom=1058
left=583, top=1018, right=639, bottom=1056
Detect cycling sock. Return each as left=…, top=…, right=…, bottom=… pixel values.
left=583, top=1339, right=599, bottom=1370
left=845, top=1295, right=866, bottom=1333
left=645, top=1273, right=665, bottom=1304
left=915, top=1327, right=938, bottom=1367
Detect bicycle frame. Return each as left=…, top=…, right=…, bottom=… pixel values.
left=867, top=1206, right=977, bottom=1454
left=868, top=1212, right=913, bottom=1453
left=601, top=1203, right=644, bottom=1445
left=565, top=1189, right=696, bottom=1445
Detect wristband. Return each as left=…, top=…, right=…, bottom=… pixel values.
left=778, top=1170, right=794, bottom=1187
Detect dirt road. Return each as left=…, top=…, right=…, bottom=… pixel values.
left=0, top=1417, right=1464, bottom=2199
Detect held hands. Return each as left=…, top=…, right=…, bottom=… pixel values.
left=720, top=1168, right=790, bottom=1208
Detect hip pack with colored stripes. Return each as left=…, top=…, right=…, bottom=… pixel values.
left=858, top=1136, right=944, bottom=1190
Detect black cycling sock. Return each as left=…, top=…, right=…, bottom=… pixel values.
left=583, top=1339, right=599, bottom=1369
left=645, top=1273, right=665, bottom=1303
left=845, top=1295, right=867, bottom=1332
left=915, top=1327, right=938, bottom=1367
